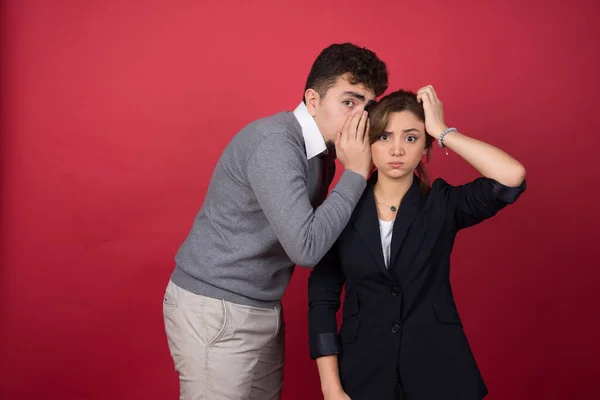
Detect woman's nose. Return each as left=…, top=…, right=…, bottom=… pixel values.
left=391, top=141, right=404, bottom=156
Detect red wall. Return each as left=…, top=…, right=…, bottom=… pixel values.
left=1, top=1, right=598, bottom=399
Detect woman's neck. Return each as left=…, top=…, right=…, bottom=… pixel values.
left=373, top=172, right=414, bottom=205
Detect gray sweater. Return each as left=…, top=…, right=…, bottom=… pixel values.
left=171, top=111, right=366, bottom=308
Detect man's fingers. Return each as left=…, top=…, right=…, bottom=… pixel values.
left=335, top=129, right=342, bottom=146
left=349, top=111, right=362, bottom=141
left=356, top=111, right=368, bottom=142
left=340, top=113, right=352, bottom=141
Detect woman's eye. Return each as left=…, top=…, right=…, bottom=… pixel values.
left=407, top=135, right=418, bottom=142
left=379, top=134, right=389, bottom=141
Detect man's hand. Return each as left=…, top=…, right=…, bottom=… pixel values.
left=335, top=110, right=372, bottom=180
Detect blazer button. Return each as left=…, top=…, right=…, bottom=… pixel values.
left=391, top=324, right=401, bottom=334
left=391, top=287, right=400, bottom=296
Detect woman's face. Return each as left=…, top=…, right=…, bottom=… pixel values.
left=371, top=111, right=429, bottom=179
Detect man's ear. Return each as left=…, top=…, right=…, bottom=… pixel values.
left=304, top=88, right=320, bottom=117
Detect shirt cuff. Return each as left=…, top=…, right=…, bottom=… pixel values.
left=309, top=333, right=341, bottom=359
left=490, top=178, right=527, bottom=204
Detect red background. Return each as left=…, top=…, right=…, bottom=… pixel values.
left=1, top=0, right=598, bottom=399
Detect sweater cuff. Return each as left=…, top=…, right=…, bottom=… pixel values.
left=331, top=170, right=367, bottom=206
left=309, top=333, right=341, bottom=359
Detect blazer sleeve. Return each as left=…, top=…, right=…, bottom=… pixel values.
left=437, top=177, right=527, bottom=230
left=307, top=241, right=346, bottom=359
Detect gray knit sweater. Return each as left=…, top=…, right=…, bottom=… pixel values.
left=171, top=111, right=366, bottom=308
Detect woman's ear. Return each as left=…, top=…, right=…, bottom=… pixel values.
left=421, top=148, right=431, bottom=163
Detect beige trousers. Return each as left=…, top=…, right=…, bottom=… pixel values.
left=163, top=280, right=285, bottom=400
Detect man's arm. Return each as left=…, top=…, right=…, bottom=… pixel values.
left=246, top=133, right=365, bottom=267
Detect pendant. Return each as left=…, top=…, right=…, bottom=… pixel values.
left=390, top=206, right=397, bottom=212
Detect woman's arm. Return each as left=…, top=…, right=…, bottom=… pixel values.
left=308, top=243, right=350, bottom=399
left=316, top=356, right=350, bottom=399
left=417, top=85, right=526, bottom=187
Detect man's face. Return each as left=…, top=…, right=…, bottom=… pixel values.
left=306, top=73, right=377, bottom=147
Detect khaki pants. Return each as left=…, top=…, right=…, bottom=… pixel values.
left=163, top=280, right=285, bottom=400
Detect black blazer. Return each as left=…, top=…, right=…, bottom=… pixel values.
left=308, top=172, right=526, bottom=400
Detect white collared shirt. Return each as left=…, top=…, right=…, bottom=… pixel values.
left=293, top=102, right=327, bottom=160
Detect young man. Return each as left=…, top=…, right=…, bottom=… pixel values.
left=163, top=43, right=388, bottom=400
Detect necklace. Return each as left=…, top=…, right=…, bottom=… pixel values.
left=375, top=199, right=399, bottom=212
left=374, top=185, right=402, bottom=213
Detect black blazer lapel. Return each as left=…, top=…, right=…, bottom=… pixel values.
left=349, top=175, right=391, bottom=279
left=389, top=176, right=422, bottom=274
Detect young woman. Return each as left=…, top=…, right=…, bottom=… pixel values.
left=307, top=86, right=526, bottom=400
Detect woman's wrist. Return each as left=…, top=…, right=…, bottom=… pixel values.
left=428, top=123, right=448, bottom=140
left=322, top=383, right=344, bottom=396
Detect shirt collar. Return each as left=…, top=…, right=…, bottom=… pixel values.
left=293, top=102, right=327, bottom=160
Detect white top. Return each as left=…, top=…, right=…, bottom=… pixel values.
left=379, top=219, right=395, bottom=268
left=293, top=102, right=327, bottom=160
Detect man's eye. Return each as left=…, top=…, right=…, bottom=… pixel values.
left=343, top=101, right=354, bottom=107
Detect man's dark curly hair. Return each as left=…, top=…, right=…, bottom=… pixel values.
left=303, top=43, right=388, bottom=101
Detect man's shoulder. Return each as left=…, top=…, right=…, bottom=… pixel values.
left=232, top=110, right=304, bottom=151
left=246, top=110, right=300, bottom=138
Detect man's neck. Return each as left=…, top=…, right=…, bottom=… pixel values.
left=324, top=139, right=336, bottom=156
